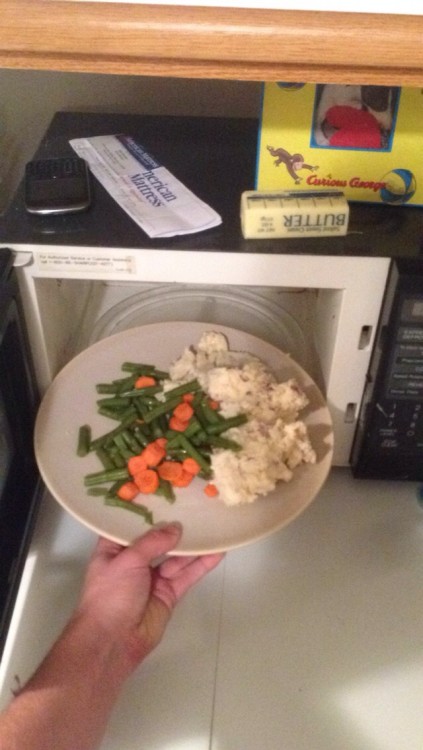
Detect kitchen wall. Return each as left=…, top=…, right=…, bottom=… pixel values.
left=0, top=69, right=261, bottom=211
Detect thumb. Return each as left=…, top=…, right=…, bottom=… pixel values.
left=126, top=523, right=183, bottom=567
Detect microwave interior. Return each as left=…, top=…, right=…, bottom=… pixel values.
left=13, top=248, right=391, bottom=469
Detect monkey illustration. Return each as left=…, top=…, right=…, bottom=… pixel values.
left=267, top=145, right=318, bottom=184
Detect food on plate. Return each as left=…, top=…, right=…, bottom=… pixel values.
left=77, top=331, right=316, bottom=519
left=168, top=331, right=316, bottom=505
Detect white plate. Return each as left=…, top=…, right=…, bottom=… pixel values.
left=34, top=322, right=334, bottom=555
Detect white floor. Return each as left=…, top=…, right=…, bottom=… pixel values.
left=1, top=468, right=423, bottom=750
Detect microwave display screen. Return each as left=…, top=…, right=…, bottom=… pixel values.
left=401, top=299, right=423, bottom=323
left=386, top=296, right=423, bottom=402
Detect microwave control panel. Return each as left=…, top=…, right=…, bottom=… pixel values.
left=352, top=259, right=423, bottom=480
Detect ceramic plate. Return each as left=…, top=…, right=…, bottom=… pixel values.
left=34, top=322, right=334, bottom=554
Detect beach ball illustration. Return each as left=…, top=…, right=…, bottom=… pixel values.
left=380, top=169, right=416, bottom=204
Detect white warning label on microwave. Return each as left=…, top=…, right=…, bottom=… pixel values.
left=34, top=252, right=137, bottom=275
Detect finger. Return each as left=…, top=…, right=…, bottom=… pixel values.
left=157, top=554, right=199, bottom=579
left=124, top=523, right=183, bottom=568
left=89, top=536, right=125, bottom=566
left=155, top=553, right=225, bottom=604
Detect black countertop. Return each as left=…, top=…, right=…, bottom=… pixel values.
left=1, top=111, right=423, bottom=259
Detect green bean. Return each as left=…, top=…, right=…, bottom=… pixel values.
left=163, top=379, right=201, bottom=400
left=113, top=433, right=135, bottom=461
left=96, top=383, right=123, bottom=394
left=97, top=405, right=132, bottom=421
left=150, top=418, right=166, bottom=439
left=77, top=424, right=91, bottom=457
left=84, top=468, right=130, bottom=487
left=108, top=446, right=127, bottom=468
left=116, top=374, right=138, bottom=394
left=142, top=395, right=182, bottom=424
left=105, top=496, right=154, bottom=524
left=105, top=480, right=127, bottom=497
left=96, top=375, right=136, bottom=394
left=191, top=431, right=210, bottom=446
left=132, top=425, right=150, bottom=447
left=191, top=406, right=207, bottom=431
left=206, top=414, right=248, bottom=435
left=95, top=446, right=116, bottom=470
left=204, top=435, right=242, bottom=451
left=175, top=435, right=212, bottom=476
left=121, top=362, right=157, bottom=373
left=195, top=399, right=221, bottom=425
left=133, top=400, right=149, bottom=421
left=118, top=405, right=138, bottom=420
left=184, top=417, right=205, bottom=438
left=96, top=396, right=131, bottom=408
left=165, top=433, right=183, bottom=450
left=90, top=415, right=137, bottom=450
left=121, top=429, right=144, bottom=454
left=154, top=370, right=170, bottom=380
left=156, top=479, right=176, bottom=504
left=158, top=414, right=168, bottom=433
left=114, top=375, right=138, bottom=393
left=112, top=387, right=161, bottom=401
left=166, top=448, right=188, bottom=462
left=121, top=362, right=168, bottom=380
left=166, top=419, right=203, bottom=446
left=82, top=360, right=249, bottom=516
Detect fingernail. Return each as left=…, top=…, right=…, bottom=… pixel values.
left=154, top=521, right=183, bottom=533
left=166, top=521, right=183, bottom=533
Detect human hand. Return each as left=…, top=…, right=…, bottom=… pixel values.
left=75, top=523, right=224, bottom=672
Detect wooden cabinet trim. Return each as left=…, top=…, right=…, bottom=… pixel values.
left=1, top=1, right=423, bottom=84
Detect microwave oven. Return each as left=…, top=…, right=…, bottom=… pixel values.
left=1, top=111, right=423, bottom=482
left=0, top=250, right=41, bottom=658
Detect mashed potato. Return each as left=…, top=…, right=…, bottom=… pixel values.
left=168, top=331, right=316, bottom=506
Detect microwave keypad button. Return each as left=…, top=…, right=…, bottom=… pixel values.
left=386, top=325, right=423, bottom=399
left=373, top=398, right=423, bottom=450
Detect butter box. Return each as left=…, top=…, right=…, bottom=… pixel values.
left=256, top=83, right=423, bottom=206
left=240, top=189, right=349, bottom=239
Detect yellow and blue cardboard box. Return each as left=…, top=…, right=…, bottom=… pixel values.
left=256, top=83, right=423, bottom=206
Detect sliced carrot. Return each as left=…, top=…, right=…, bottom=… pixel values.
left=207, top=399, right=220, bottom=410
left=204, top=483, right=219, bottom=497
left=154, top=437, right=168, bottom=449
left=171, top=469, right=194, bottom=488
left=157, top=460, right=184, bottom=482
left=135, top=375, right=156, bottom=389
left=133, top=468, right=159, bottom=494
left=127, top=453, right=148, bottom=476
left=117, top=481, right=139, bottom=501
left=182, top=392, right=195, bottom=403
left=168, top=415, right=190, bottom=432
left=173, top=401, right=194, bottom=422
left=182, top=457, right=201, bottom=476
left=140, top=441, right=167, bottom=467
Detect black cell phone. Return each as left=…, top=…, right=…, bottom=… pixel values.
left=24, top=157, right=91, bottom=215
